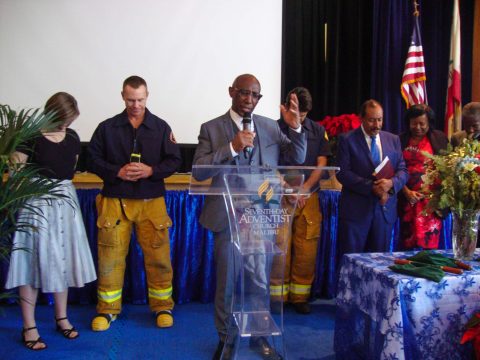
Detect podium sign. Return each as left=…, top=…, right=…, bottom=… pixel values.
left=190, top=165, right=339, bottom=359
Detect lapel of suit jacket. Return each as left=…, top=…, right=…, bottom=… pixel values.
left=353, top=127, right=374, bottom=167
left=378, top=131, right=391, bottom=162
left=250, top=114, right=260, bottom=163
left=252, top=114, right=265, bottom=165
left=221, top=111, right=239, bottom=165
left=221, top=112, right=235, bottom=142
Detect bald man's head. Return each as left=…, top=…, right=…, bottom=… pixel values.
left=228, top=74, right=262, bottom=116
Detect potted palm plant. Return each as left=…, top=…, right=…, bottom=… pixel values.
left=0, top=104, right=66, bottom=299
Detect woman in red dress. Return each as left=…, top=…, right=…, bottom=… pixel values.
left=398, top=104, right=448, bottom=249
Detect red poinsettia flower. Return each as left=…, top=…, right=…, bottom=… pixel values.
left=428, top=177, right=442, bottom=191
left=461, top=313, right=480, bottom=359
left=317, top=113, right=361, bottom=138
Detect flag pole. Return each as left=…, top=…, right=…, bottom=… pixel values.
left=400, top=3, right=428, bottom=108
left=413, top=1, right=428, bottom=104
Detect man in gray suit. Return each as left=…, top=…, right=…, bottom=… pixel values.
left=451, top=102, right=480, bottom=147
left=193, top=74, right=306, bottom=360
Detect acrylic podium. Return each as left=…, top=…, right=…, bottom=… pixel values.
left=190, top=165, right=338, bottom=359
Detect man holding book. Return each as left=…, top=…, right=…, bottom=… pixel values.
left=335, top=99, right=408, bottom=259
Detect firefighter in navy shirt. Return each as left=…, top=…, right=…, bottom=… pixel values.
left=88, top=76, right=181, bottom=331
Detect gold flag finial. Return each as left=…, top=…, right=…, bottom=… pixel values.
left=413, top=1, right=420, bottom=17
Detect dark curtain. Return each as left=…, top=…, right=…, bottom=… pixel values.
left=282, top=0, right=327, bottom=115
left=420, top=0, right=454, bottom=133
left=371, top=0, right=474, bottom=135
left=282, top=0, right=474, bottom=135
left=370, top=0, right=411, bottom=134
left=282, top=0, right=373, bottom=121
left=323, top=0, right=374, bottom=116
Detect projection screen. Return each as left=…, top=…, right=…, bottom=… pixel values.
left=0, top=0, right=282, bottom=144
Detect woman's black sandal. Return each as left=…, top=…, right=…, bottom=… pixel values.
left=21, top=326, right=47, bottom=350
left=55, top=317, right=79, bottom=339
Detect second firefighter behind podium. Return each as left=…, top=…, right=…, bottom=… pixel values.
left=270, top=87, right=331, bottom=314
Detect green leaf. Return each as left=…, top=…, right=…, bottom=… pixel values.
left=421, top=140, right=480, bottom=215
left=0, top=104, right=67, bottom=267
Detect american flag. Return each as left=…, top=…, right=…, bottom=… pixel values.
left=400, top=16, right=427, bottom=108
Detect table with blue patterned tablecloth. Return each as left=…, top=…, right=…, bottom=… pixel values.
left=334, top=250, right=479, bottom=360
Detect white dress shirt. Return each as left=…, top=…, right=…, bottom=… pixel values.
left=361, top=125, right=383, bottom=161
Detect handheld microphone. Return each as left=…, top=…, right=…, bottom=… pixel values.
left=242, top=112, right=252, bottom=156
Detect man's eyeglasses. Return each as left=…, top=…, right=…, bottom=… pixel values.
left=233, top=87, right=263, bottom=100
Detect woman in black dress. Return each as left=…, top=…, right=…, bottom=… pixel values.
left=5, top=92, right=96, bottom=350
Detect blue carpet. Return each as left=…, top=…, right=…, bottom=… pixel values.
left=0, top=300, right=335, bottom=359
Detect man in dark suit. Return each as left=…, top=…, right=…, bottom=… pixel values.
left=193, top=74, right=306, bottom=360
left=336, top=99, right=408, bottom=261
left=451, top=102, right=480, bottom=147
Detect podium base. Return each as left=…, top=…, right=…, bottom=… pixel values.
left=233, top=311, right=282, bottom=337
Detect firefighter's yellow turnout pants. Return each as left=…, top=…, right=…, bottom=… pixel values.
left=271, top=194, right=321, bottom=303
left=95, top=195, right=174, bottom=314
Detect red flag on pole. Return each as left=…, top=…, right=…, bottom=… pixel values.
left=401, top=13, right=427, bottom=108
left=445, top=0, right=462, bottom=138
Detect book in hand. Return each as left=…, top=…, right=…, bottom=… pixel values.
left=373, top=156, right=394, bottom=179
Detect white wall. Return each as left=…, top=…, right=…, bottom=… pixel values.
left=0, top=0, right=282, bottom=143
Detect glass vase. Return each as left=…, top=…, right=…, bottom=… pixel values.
left=451, top=210, right=480, bottom=260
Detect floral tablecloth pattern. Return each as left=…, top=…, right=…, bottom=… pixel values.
left=335, top=250, right=479, bottom=360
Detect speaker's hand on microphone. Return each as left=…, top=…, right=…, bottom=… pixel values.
left=280, top=93, right=301, bottom=130
left=232, top=130, right=255, bottom=153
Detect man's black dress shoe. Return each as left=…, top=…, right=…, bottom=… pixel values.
left=212, top=340, right=233, bottom=360
left=293, top=302, right=311, bottom=314
left=270, top=301, right=282, bottom=314
left=249, top=336, right=283, bottom=360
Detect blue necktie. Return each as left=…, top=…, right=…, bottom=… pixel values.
left=371, top=135, right=380, bottom=166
